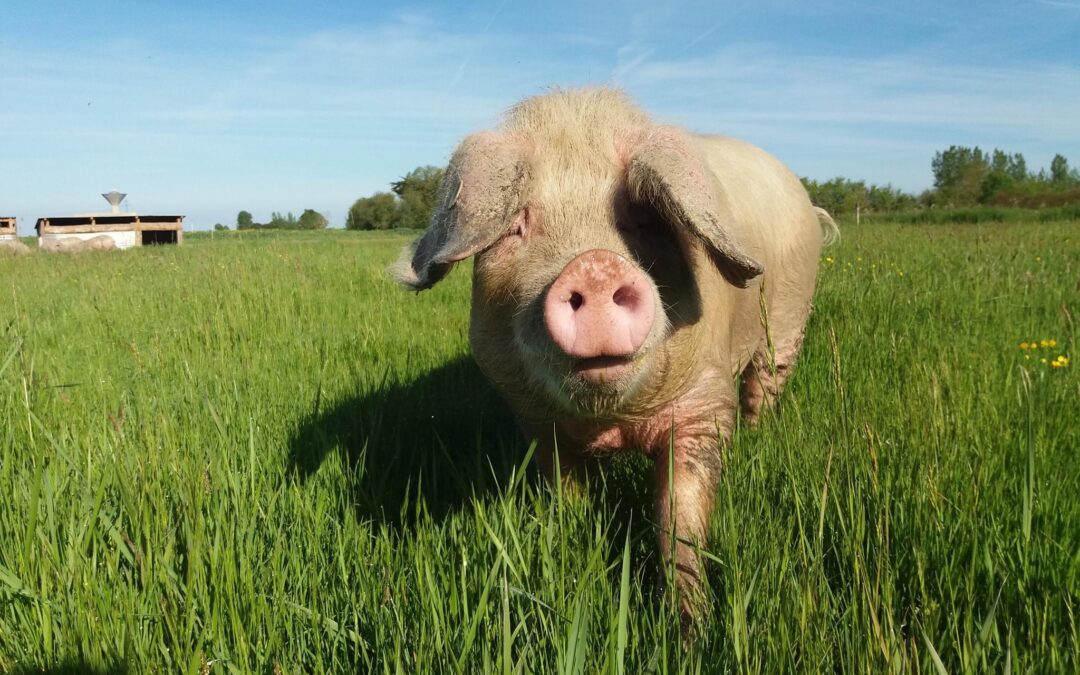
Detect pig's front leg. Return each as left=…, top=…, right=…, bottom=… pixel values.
left=652, top=436, right=723, bottom=628
left=527, top=424, right=595, bottom=493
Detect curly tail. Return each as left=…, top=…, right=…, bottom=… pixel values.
left=814, top=207, right=840, bottom=246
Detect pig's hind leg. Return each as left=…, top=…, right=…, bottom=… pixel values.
left=739, top=328, right=805, bottom=426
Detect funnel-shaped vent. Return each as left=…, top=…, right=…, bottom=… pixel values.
left=102, top=191, right=127, bottom=214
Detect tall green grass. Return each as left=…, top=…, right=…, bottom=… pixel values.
left=857, top=205, right=1080, bottom=225
left=1, top=223, right=1077, bottom=672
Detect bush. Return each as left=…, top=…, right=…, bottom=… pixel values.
left=346, top=166, right=446, bottom=231
left=346, top=193, right=398, bottom=230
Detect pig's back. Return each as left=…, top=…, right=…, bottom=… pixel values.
left=691, top=134, right=821, bottom=263
left=690, top=134, right=825, bottom=372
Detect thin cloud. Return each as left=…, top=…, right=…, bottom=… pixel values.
left=622, top=47, right=1080, bottom=136
left=1030, top=0, right=1080, bottom=8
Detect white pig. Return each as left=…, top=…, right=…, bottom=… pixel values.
left=393, top=87, right=836, bottom=625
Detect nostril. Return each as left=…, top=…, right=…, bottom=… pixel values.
left=569, top=291, right=584, bottom=311
left=611, top=285, right=640, bottom=311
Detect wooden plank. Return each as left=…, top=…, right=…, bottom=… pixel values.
left=39, top=223, right=183, bottom=234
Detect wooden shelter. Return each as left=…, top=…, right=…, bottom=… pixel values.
left=36, top=214, right=184, bottom=249
left=0, top=217, right=15, bottom=241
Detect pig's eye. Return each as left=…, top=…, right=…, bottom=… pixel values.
left=508, top=208, right=530, bottom=239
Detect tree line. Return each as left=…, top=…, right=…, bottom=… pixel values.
left=223, top=209, right=329, bottom=231
left=233, top=146, right=1077, bottom=234
left=803, top=148, right=1080, bottom=216
left=345, top=166, right=444, bottom=230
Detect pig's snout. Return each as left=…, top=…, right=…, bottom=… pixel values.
left=543, top=250, right=655, bottom=364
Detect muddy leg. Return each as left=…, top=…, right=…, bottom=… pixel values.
left=653, top=439, right=722, bottom=631
left=740, top=339, right=801, bottom=426
left=531, top=429, right=595, bottom=493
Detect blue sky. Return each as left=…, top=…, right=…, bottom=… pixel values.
left=2, top=0, right=1078, bottom=232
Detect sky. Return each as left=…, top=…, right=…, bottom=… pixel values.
left=1, top=0, right=1078, bottom=233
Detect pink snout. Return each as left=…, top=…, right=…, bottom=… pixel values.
left=543, top=250, right=656, bottom=366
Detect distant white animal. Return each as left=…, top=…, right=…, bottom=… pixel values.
left=40, top=235, right=117, bottom=253
left=0, top=239, right=31, bottom=255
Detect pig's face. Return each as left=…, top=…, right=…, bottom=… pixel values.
left=392, top=121, right=763, bottom=418
left=469, top=178, right=701, bottom=416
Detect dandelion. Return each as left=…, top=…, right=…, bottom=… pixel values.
left=1052, top=355, right=1070, bottom=368
left=1040, top=339, right=1049, bottom=348
left=1020, top=342, right=1030, bottom=350
left=1049, top=339, right=1057, bottom=347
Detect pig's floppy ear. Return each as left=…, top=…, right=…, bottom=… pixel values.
left=391, top=132, right=526, bottom=290
left=627, top=126, right=763, bottom=288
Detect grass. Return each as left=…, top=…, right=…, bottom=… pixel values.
left=857, top=204, right=1080, bottom=225
left=1, top=222, right=1077, bottom=673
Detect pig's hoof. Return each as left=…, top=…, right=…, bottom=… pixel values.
left=664, top=567, right=706, bottom=643
left=679, top=599, right=698, bottom=643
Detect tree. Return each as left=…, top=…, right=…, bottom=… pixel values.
left=979, top=171, right=1013, bottom=204
left=346, top=192, right=398, bottom=230
left=214, top=223, right=228, bottom=231
left=298, top=209, right=328, bottom=230
left=1050, top=154, right=1070, bottom=183
left=268, top=212, right=299, bottom=229
left=391, top=165, right=445, bottom=230
left=931, top=146, right=989, bottom=206
left=1007, top=153, right=1028, bottom=182
left=237, top=210, right=253, bottom=229
left=867, top=184, right=916, bottom=212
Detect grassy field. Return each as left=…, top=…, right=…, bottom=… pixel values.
left=0, top=223, right=1076, bottom=673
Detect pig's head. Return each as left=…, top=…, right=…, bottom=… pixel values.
left=393, top=94, right=762, bottom=418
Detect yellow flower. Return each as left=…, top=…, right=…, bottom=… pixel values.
left=1020, top=342, right=1029, bottom=350
left=1040, top=358, right=1048, bottom=364
left=1040, top=339, right=1049, bottom=348
left=1049, top=339, right=1057, bottom=347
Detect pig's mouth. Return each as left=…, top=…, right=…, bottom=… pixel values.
left=572, top=355, right=636, bottom=383
left=514, top=342, right=659, bottom=418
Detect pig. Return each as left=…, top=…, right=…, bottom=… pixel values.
left=0, top=239, right=31, bottom=255
left=41, top=235, right=117, bottom=253
left=392, top=88, right=836, bottom=625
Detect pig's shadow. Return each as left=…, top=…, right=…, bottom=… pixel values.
left=287, top=356, right=528, bottom=528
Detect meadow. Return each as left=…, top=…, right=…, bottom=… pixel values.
left=0, top=222, right=1076, bottom=673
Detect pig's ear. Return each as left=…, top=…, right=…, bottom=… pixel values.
left=391, top=132, right=527, bottom=290
left=627, top=126, right=763, bottom=288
